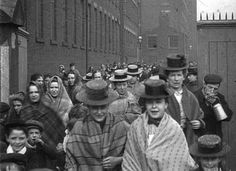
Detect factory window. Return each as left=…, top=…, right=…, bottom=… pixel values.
left=168, top=35, right=178, bottom=49
left=147, top=35, right=157, bottom=49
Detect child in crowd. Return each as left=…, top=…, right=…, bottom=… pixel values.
left=25, top=119, right=58, bottom=170
left=190, top=134, right=230, bottom=171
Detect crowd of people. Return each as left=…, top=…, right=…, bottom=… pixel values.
left=0, top=54, right=233, bottom=171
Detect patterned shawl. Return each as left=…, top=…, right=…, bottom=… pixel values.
left=20, top=102, right=65, bottom=147
left=42, top=76, right=73, bottom=126
left=65, top=113, right=129, bottom=171
left=122, top=112, right=196, bottom=171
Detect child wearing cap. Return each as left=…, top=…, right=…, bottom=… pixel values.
left=25, top=119, right=58, bottom=170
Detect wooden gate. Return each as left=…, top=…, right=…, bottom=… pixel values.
left=209, top=41, right=236, bottom=170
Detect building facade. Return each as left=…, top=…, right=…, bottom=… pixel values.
left=24, top=0, right=139, bottom=80
left=141, top=0, right=197, bottom=64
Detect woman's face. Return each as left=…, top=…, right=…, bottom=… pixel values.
left=145, top=99, right=167, bottom=119
left=49, top=82, right=59, bottom=98
left=7, top=129, right=27, bottom=152
left=12, top=100, right=23, bottom=114
left=200, top=157, right=221, bottom=170
left=29, top=85, right=40, bottom=103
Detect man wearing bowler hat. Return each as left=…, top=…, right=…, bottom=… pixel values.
left=164, top=54, right=205, bottom=146
left=194, top=74, right=233, bottom=138
left=122, top=78, right=196, bottom=171
left=109, top=69, right=141, bottom=124
left=65, top=79, right=129, bottom=171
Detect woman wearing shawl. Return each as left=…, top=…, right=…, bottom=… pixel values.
left=122, top=78, right=196, bottom=171
left=20, top=82, right=65, bottom=147
left=42, top=76, right=73, bottom=126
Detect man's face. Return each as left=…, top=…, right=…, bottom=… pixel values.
left=70, top=66, right=75, bottom=71
left=35, top=76, right=44, bottom=85
left=145, top=99, right=167, bottom=119
left=7, top=130, right=27, bottom=153
left=167, top=70, right=185, bottom=90
left=68, top=73, right=76, bottom=86
left=115, top=82, right=128, bottom=95
left=203, top=83, right=220, bottom=96
left=88, top=105, right=108, bottom=123
left=12, top=100, right=23, bottom=114
left=200, top=157, right=221, bottom=169
left=49, top=82, right=59, bottom=98
left=28, top=128, right=41, bottom=145
left=29, top=85, right=40, bottom=103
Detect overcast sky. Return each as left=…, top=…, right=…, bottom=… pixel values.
left=197, top=0, right=236, bottom=20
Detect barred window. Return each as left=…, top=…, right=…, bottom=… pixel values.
left=168, top=35, right=178, bottom=49
left=147, top=35, right=157, bottom=49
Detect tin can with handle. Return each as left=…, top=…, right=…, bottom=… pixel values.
left=213, top=103, right=227, bottom=121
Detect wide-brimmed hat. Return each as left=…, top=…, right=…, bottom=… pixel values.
left=164, top=54, right=188, bottom=71
left=125, top=64, right=142, bottom=76
left=136, top=78, right=171, bottom=99
left=25, top=119, right=44, bottom=132
left=0, top=102, right=10, bottom=113
left=82, top=73, right=93, bottom=81
left=190, top=134, right=230, bottom=158
left=76, top=80, right=118, bottom=106
left=109, top=69, right=131, bottom=82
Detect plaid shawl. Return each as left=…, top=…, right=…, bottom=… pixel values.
left=122, top=112, right=196, bottom=171
left=20, top=102, right=65, bottom=147
left=65, top=113, right=129, bottom=171
left=42, top=76, right=73, bottom=126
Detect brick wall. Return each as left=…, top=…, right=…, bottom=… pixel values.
left=25, top=0, right=139, bottom=79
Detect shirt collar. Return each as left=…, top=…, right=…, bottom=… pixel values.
left=7, top=145, right=27, bottom=154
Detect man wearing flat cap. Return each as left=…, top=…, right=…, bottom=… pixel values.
left=122, top=78, right=196, bottom=171
left=65, top=79, right=129, bottom=171
left=164, top=54, right=205, bottom=146
left=194, top=74, right=233, bottom=138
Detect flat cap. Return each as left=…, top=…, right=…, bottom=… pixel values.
left=204, top=74, right=222, bottom=84
left=25, top=120, right=44, bottom=132
left=0, top=102, right=10, bottom=113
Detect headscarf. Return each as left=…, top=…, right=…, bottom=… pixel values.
left=42, top=76, right=73, bottom=126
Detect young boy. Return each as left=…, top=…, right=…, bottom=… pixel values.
left=25, top=119, right=58, bottom=170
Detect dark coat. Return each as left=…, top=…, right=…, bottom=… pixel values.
left=25, top=143, right=58, bottom=170
left=194, top=88, right=233, bottom=138
left=167, top=86, right=205, bottom=145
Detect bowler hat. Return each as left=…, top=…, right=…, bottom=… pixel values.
left=164, top=54, right=188, bottom=71
left=126, top=64, right=142, bottom=76
left=190, top=134, right=230, bottom=158
left=136, top=78, right=171, bottom=99
left=0, top=102, right=10, bottom=113
left=204, top=74, right=222, bottom=84
left=109, top=69, right=132, bottom=82
left=82, top=73, right=93, bottom=81
left=76, top=80, right=118, bottom=106
left=25, top=119, right=44, bottom=132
